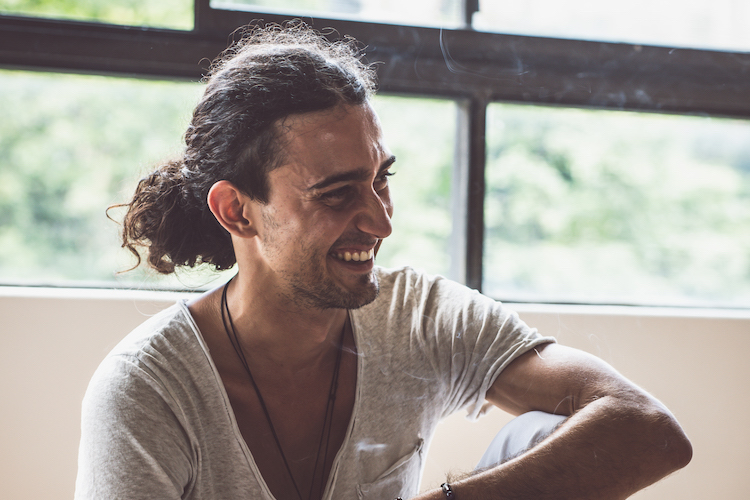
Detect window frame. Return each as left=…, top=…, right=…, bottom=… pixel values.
left=2, top=0, right=750, bottom=293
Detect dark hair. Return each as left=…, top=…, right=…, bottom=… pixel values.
left=117, top=22, right=376, bottom=274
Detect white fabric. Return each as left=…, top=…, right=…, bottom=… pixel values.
left=75, top=266, right=554, bottom=500
left=475, top=411, right=568, bottom=469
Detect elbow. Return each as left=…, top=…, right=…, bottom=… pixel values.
left=666, top=421, right=693, bottom=471
left=650, top=406, right=693, bottom=474
left=615, top=394, right=693, bottom=479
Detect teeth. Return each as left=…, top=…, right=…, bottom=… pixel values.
left=334, top=249, right=374, bottom=262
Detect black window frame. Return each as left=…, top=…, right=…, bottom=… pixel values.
left=2, top=0, right=750, bottom=293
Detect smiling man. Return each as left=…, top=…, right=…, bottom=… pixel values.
left=229, top=102, right=396, bottom=311
left=75, top=22, right=691, bottom=500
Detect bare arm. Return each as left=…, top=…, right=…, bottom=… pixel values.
left=415, top=343, right=692, bottom=500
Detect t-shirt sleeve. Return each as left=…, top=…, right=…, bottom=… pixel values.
left=382, top=269, right=556, bottom=421
left=75, top=354, right=193, bottom=499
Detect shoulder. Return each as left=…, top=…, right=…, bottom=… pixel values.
left=110, top=301, right=199, bottom=357
left=373, top=265, right=451, bottom=298
left=101, top=301, right=210, bottom=377
left=369, top=265, right=494, bottom=315
left=359, top=266, right=549, bottom=349
left=85, top=301, right=212, bottom=411
left=354, top=265, right=504, bottom=342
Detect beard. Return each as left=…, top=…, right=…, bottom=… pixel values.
left=260, top=209, right=381, bottom=311
left=290, top=263, right=380, bottom=310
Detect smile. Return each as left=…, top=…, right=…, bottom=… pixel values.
left=333, top=249, right=375, bottom=262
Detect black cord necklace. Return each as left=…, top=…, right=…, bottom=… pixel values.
left=220, top=281, right=345, bottom=500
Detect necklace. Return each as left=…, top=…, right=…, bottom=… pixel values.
left=220, top=282, right=345, bottom=500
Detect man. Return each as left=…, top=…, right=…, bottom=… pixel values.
left=76, top=23, right=691, bottom=499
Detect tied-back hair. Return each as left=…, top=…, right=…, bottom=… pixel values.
left=117, top=21, right=377, bottom=274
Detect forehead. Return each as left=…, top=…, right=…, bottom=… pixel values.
left=272, top=102, right=390, bottom=187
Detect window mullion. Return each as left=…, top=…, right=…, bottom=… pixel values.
left=461, top=0, right=479, bottom=29
left=451, top=96, right=487, bottom=291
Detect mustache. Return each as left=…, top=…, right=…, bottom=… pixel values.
left=331, top=233, right=381, bottom=249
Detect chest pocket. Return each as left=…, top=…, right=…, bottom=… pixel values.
left=356, top=439, right=424, bottom=500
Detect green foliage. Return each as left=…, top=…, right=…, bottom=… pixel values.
left=485, top=104, right=750, bottom=306
left=3, top=67, right=749, bottom=307
left=0, top=70, right=202, bottom=286
left=370, top=96, right=455, bottom=277
left=0, top=0, right=193, bottom=29
left=0, top=72, right=454, bottom=288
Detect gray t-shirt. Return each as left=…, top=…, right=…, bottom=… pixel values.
left=75, top=267, right=553, bottom=500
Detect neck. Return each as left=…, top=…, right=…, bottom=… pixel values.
left=221, top=273, right=349, bottom=372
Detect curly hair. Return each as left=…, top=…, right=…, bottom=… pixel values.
left=117, top=21, right=377, bottom=274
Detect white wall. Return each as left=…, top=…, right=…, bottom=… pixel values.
left=1, top=288, right=748, bottom=499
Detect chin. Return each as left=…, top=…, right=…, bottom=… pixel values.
left=333, top=274, right=380, bottom=310
left=345, top=284, right=380, bottom=310
left=295, top=273, right=380, bottom=310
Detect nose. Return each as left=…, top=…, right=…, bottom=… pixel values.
left=355, top=187, right=393, bottom=240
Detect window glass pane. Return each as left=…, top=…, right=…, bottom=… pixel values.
left=484, top=103, right=750, bottom=308
left=475, top=0, right=750, bottom=53
left=0, top=70, right=207, bottom=289
left=0, top=70, right=452, bottom=289
left=211, top=0, right=462, bottom=29
left=370, top=95, right=455, bottom=278
left=0, top=0, right=193, bottom=30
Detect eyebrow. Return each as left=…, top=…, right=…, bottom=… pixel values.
left=307, top=155, right=396, bottom=191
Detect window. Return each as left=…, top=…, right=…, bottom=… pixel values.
left=0, top=69, right=202, bottom=288
left=0, top=0, right=193, bottom=29
left=0, top=70, right=455, bottom=289
left=484, top=104, right=750, bottom=307
left=474, top=0, right=750, bottom=53
left=369, top=96, right=456, bottom=278
left=212, top=0, right=463, bottom=28
left=2, top=0, right=749, bottom=307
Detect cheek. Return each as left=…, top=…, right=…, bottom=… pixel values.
left=305, top=211, right=353, bottom=242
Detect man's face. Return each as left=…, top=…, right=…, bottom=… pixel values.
left=252, top=102, right=395, bottom=311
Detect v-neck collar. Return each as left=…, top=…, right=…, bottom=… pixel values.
left=179, top=301, right=364, bottom=500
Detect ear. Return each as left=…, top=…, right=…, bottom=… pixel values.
left=207, top=180, right=258, bottom=238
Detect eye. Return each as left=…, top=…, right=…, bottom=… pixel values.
left=374, top=170, right=395, bottom=191
left=319, top=185, right=355, bottom=205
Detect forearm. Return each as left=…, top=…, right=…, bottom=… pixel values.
left=414, top=395, right=691, bottom=500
